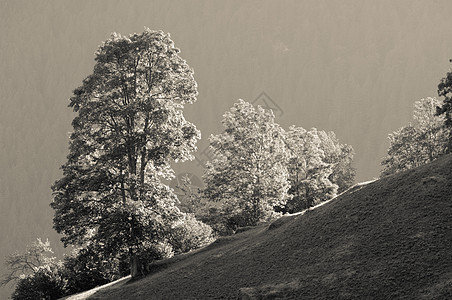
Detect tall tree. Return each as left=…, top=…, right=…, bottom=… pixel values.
left=51, top=29, right=201, bottom=277
left=437, top=61, right=452, bottom=151
left=203, top=100, right=290, bottom=227
left=381, top=97, right=448, bottom=176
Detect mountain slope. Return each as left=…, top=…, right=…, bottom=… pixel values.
left=88, top=154, right=452, bottom=299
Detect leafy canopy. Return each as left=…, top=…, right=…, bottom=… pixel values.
left=51, top=28, right=201, bottom=272
left=437, top=62, right=452, bottom=151
left=381, top=97, right=448, bottom=176
left=203, top=100, right=290, bottom=227
left=281, top=127, right=338, bottom=213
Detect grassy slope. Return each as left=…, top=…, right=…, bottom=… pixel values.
left=87, top=154, right=452, bottom=299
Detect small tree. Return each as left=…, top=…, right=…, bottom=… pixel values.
left=203, top=100, right=290, bottom=227
left=1, top=239, right=65, bottom=300
left=51, top=28, right=201, bottom=277
left=381, top=97, right=448, bottom=176
left=1, top=238, right=59, bottom=287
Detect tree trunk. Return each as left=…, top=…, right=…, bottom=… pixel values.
left=130, top=252, right=139, bottom=278
left=305, top=187, right=311, bottom=209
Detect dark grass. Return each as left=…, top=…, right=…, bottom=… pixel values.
left=87, top=154, right=452, bottom=299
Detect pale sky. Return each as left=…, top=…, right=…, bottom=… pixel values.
left=1, top=0, right=452, bottom=297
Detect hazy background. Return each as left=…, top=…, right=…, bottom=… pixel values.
left=1, top=0, right=452, bottom=297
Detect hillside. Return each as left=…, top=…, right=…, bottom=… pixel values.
left=78, top=154, right=452, bottom=299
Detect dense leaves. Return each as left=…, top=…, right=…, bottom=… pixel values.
left=167, top=213, right=215, bottom=255
left=203, top=100, right=355, bottom=224
left=317, top=130, right=355, bottom=193
left=437, top=62, right=452, bottom=151
left=381, top=97, right=448, bottom=176
left=11, top=268, right=66, bottom=300
left=280, top=127, right=336, bottom=213
left=61, top=246, right=122, bottom=294
left=278, top=127, right=355, bottom=214
left=203, top=100, right=290, bottom=227
left=51, top=28, right=201, bottom=276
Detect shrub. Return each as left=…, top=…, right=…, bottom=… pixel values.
left=12, top=267, right=66, bottom=300
left=168, top=213, right=215, bottom=254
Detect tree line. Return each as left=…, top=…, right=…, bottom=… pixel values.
left=200, top=100, right=355, bottom=234
left=3, top=27, right=451, bottom=299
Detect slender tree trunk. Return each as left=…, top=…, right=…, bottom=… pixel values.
left=296, top=169, right=301, bottom=212
left=129, top=247, right=138, bottom=278
left=305, top=186, right=311, bottom=209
